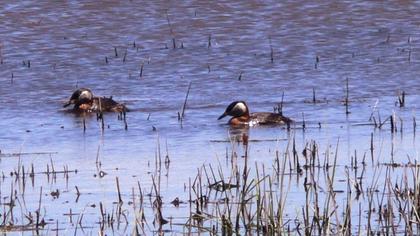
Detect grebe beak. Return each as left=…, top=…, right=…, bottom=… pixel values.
left=63, top=99, right=75, bottom=108
left=218, top=112, right=227, bottom=120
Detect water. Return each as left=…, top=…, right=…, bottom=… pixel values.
left=1, top=1, right=420, bottom=234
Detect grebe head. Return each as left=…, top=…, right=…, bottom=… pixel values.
left=218, top=101, right=249, bottom=120
left=63, top=88, right=93, bottom=108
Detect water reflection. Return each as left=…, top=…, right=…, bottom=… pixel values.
left=227, top=125, right=250, bottom=146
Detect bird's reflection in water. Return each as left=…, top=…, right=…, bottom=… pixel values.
left=64, top=108, right=127, bottom=131
left=226, top=126, right=250, bottom=158
left=227, top=125, right=250, bottom=146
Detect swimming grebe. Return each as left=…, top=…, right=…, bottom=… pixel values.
left=63, top=88, right=128, bottom=113
left=218, top=101, right=292, bottom=126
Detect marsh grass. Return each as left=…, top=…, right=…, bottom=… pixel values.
left=2, top=131, right=420, bottom=235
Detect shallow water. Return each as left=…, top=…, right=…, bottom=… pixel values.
left=1, top=0, right=420, bottom=234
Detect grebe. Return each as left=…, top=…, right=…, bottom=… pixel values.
left=63, top=88, right=128, bottom=113
left=218, top=101, right=292, bottom=126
